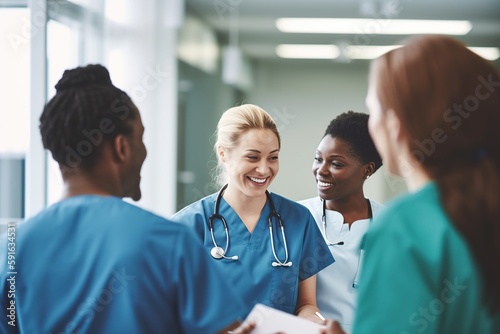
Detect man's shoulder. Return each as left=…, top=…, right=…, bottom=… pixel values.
left=32, top=195, right=164, bottom=221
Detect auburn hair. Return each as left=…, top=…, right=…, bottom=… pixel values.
left=371, top=35, right=500, bottom=313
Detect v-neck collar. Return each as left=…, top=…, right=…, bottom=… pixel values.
left=217, top=195, right=271, bottom=246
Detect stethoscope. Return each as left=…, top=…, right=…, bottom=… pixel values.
left=321, top=199, right=345, bottom=246
left=321, top=198, right=372, bottom=288
left=208, top=184, right=292, bottom=267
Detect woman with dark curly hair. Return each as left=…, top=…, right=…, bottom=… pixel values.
left=300, top=111, right=383, bottom=332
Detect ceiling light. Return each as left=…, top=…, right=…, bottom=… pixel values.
left=276, top=44, right=398, bottom=60
left=468, top=47, right=500, bottom=61
left=276, top=44, right=340, bottom=59
left=344, top=45, right=402, bottom=59
left=276, top=18, right=472, bottom=35
left=275, top=44, right=500, bottom=61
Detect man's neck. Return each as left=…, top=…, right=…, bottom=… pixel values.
left=61, top=167, right=121, bottom=199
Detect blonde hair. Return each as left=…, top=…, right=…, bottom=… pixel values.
left=213, top=104, right=280, bottom=187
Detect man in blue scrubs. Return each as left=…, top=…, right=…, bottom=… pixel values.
left=0, top=65, right=251, bottom=334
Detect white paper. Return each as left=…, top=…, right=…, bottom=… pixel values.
left=245, top=304, right=325, bottom=334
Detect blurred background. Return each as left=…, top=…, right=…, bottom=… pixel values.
left=1, top=0, right=499, bottom=228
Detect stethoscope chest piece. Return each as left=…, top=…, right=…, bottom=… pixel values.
left=207, top=184, right=291, bottom=266
left=210, top=246, right=225, bottom=259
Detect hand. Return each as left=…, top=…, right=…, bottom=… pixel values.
left=227, top=320, right=285, bottom=334
left=319, top=320, right=346, bottom=334
left=227, top=320, right=256, bottom=334
left=302, top=312, right=327, bottom=325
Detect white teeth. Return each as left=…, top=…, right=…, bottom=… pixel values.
left=318, top=181, right=333, bottom=187
left=249, top=177, right=266, bottom=183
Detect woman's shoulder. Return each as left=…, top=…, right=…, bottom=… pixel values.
left=376, top=183, right=440, bottom=222
left=367, top=198, right=385, bottom=217
left=171, top=192, right=218, bottom=220
left=369, top=182, right=451, bottom=245
left=298, top=196, right=321, bottom=208
left=269, top=192, right=314, bottom=216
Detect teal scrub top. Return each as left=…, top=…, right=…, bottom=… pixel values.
left=0, top=195, right=246, bottom=334
left=353, top=182, right=500, bottom=334
left=171, top=191, right=334, bottom=314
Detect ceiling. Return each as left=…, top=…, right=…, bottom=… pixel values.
left=185, top=0, right=500, bottom=62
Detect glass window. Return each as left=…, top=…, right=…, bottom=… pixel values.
left=0, top=7, right=30, bottom=227
left=45, top=18, right=80, bottom=205
left=0, top=8, right=30, bottom=155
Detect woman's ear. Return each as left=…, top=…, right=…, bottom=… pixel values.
left=364, top=162, right=376, bottom=179
left=387, top=108, right=415, bottom=156
left=217, top=146, right=226, bottom=163
left=386, top=108, right=404, bottom=142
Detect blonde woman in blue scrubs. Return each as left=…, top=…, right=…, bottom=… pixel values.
left=300, top=111, right=383, bottom=333
left=171, top=104, right=334, bottom=323
left=323, top=36, right=500, bottom=334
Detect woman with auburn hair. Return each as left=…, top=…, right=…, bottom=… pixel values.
left=322, top=35, right=500, bottom=334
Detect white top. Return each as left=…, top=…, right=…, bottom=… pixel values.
left=299, top=197, right=384, bottom=333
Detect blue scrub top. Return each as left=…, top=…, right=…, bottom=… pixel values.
left=171, top=192, right=334, bottom=314
left=0, top=195, right=246, bottom=334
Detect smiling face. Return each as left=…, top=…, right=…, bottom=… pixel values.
left=312, top=135, right=369, bottom=201
left=220, top=128, right=279, bottom=199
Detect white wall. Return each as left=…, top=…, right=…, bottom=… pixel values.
left=103, top=0, right=181, bottom=217
left=246, top=59, right=407, bottom=204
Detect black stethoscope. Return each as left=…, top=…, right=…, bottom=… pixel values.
left=208, top=184, right=292, bottom=267
left=322, top=199, right=345, bottom=246
left=322, top=198, right=372, bottom=287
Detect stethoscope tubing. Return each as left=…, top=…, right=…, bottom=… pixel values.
left=321, top=199, right=342, bottom=246
left=321, top=198, right=373, bottom=288
left=209, top=213, right=229, bottom=259
left=208, top=185, right=292, bottom=267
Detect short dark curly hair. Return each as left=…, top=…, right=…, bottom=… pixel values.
left=39, top=64, right=138, bottom=169
left=324, top=111, right=382, bottom=171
